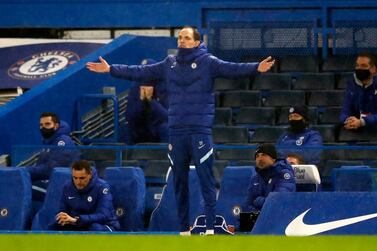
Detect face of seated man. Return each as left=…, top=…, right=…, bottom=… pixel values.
left=72, top=169, right=92, bottom=190
left=255, top=153, right=275, bottom=170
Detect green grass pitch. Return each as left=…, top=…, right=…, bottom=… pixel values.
left=1, top=234, right=375, bottom=251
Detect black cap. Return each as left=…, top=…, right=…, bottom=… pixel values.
left=255, top=143, right=277, bottom=159
left=289, top=105, right=309, bottom=121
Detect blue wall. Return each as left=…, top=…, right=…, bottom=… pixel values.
left=0, top=35, right=177, bottom=154
left=1, top=1, right=377, bottom=28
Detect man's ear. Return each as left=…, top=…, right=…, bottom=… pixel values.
left=54, top=123, right=60, bottom=130
left=194, top=40, right=201, bottom=47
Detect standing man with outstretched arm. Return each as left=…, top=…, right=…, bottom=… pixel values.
left=87, top=26, right=275, bottom=235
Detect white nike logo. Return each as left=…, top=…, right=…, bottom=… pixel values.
left=198, top=144, right=205, bottom=149
left=68, top=196, right=75, bottom=200
left=285, top=208, right=377, bottom=236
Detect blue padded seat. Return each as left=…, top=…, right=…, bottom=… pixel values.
left=31, top=167, right=71, bottom=230
left=148, top=167, right=204, bottom=231
left=0, top=168, right=32, bottom=230
left=104, top=167, right=145, bottom=231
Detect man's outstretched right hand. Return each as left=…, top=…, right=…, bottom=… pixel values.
left=86, top=56, right=110, bottom=73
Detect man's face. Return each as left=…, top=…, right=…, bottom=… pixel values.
left=255, top=153, right=275, bottom=170
left=177, top=28, right=200, bottom=48
left=288, top=113, right=304, bottom=121
left=40, top=116, right=59, bottom=130
left=72, top=169, right=92, bottom=190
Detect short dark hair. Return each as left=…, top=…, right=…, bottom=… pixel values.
left=357, top=52, right=377, bottom=67
left=183, top=26, right=201, bottom=41
left=40, top=112, right=60, bottom=124
left=71, top=160, right=92, bottom=173
left=287, top=153, right=305, bottom=165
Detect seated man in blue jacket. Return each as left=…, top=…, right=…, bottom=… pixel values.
left=276, top=105, right=323, bottom=166
left=340, top=53, right=377, bottom=131
left=49, top=160, right=120, bottom=231
left=26, top=112, right=79, bottom=181
left=124, top=59, right=168, bottom=144
left=244, top=143, right=296, bottom=213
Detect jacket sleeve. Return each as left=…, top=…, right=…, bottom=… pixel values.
left=110, top=60, right=165, bottom=83
left=210, top=56, right=259, bottom=78
left=363, top=114, right=377, bottom=126
left=76, top=185, right=116, bottom=226
left=244, top=175, right=262, bottom=212
left=339, top=80, right=355, bottom=123
left=150, top=99, right=168, bottom=122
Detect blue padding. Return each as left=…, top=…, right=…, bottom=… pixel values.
left=31, top=168, right=71, bottom=230
left=104, top=167, right=145, bottom=231
left=0, top=168, right=32, bottom=230
left=333, top=166, right=377, bottom=191
left=252, top=192, right=377, bottom=235
left=148, top=168, right=205, bottom=231
left=215, top=166, right=255, bottom=229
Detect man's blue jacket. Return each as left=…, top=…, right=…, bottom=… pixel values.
left=340, top=75, right=377, bottom=126
left=57, top=168, right=120, bottom=229
left=276, top=128, right=323, bottom=165
left=27, top=121, right=79, bottom=181
left=110, top=43, right=259, bottom=134
left=245, top=159, right=296, bottom=212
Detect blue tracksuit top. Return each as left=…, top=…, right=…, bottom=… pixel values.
left=28, top=121, right=79, bottom=181
left=58, top=168, right=120, bottom=229
left=245, top=159, right=296, bottom=212
left=110, top=43, right=259, bottom=133
left=340, top=75, right=377, bottom=126
left=276, top=128, right=323, bottom=166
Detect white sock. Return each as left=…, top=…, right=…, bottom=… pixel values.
left=179, top=231, right=191, bottom=236
left=205, top=229, right=214, bottom=235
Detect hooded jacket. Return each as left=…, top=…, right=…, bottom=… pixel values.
left=58, top=168, right=120, bottom=229
left=110, top=43, right=259, bottom=134
left=245, top=159, right=296, bottom=212
left=27, top=121, right=79, bottom=181
left=340, top=75, right=377, bottom=126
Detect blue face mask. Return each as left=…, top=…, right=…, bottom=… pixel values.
left=40, top=127, right=56, bottom=139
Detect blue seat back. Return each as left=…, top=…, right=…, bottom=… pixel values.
left=31, top=167, right=71, bottom=230
left=104, top=166, right=145, bottom=231
left=148, top=167, right=205, bottom=231
left=215, top=166, right=255, bottom=229
left=333, top=166, right=377, bottom=191
left=0, top=168, right=32, bottom=230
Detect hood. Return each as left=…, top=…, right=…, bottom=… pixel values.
left=74, top=167, right=98, bottom=194
left=176, top=43, right=208, bottom=63
left=42, top=120, right=71, bottom=144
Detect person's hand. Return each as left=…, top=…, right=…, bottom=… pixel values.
left=139, top=86, right=154, bottom=101
left=344, top=116, right=362, bottom=130
left=257, top=56, right=275, bottom=72
left=56, top=212, right=78, bottom=226
left=86, top=56, right=110, bottom=73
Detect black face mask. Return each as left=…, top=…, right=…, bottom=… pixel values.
left=289, top=119, right=306, bottom=133
left=40, top=127, right=56, bottom=139
left=355, top=69, right=371, bottom=81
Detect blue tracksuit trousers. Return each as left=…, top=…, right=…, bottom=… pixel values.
left=168, top=132, right=217, bottom=232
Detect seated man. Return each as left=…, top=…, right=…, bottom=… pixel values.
left=276, top=105, right=322, bottom=166
left=26, top=112, right=79, bottom=181
left=123, top=58, right=168, bottom=145
left=244, top=143, right=296, bottom=213
left=49, top=160, right=120, bottom=231
left=340, top=53, right=377, bottom=131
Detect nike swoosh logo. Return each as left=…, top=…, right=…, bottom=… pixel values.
left=68, top=196, right=75, bottom=200
left=198, top=144, right=205, bottom=149
left=285, top=208, right=377, bottom=236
